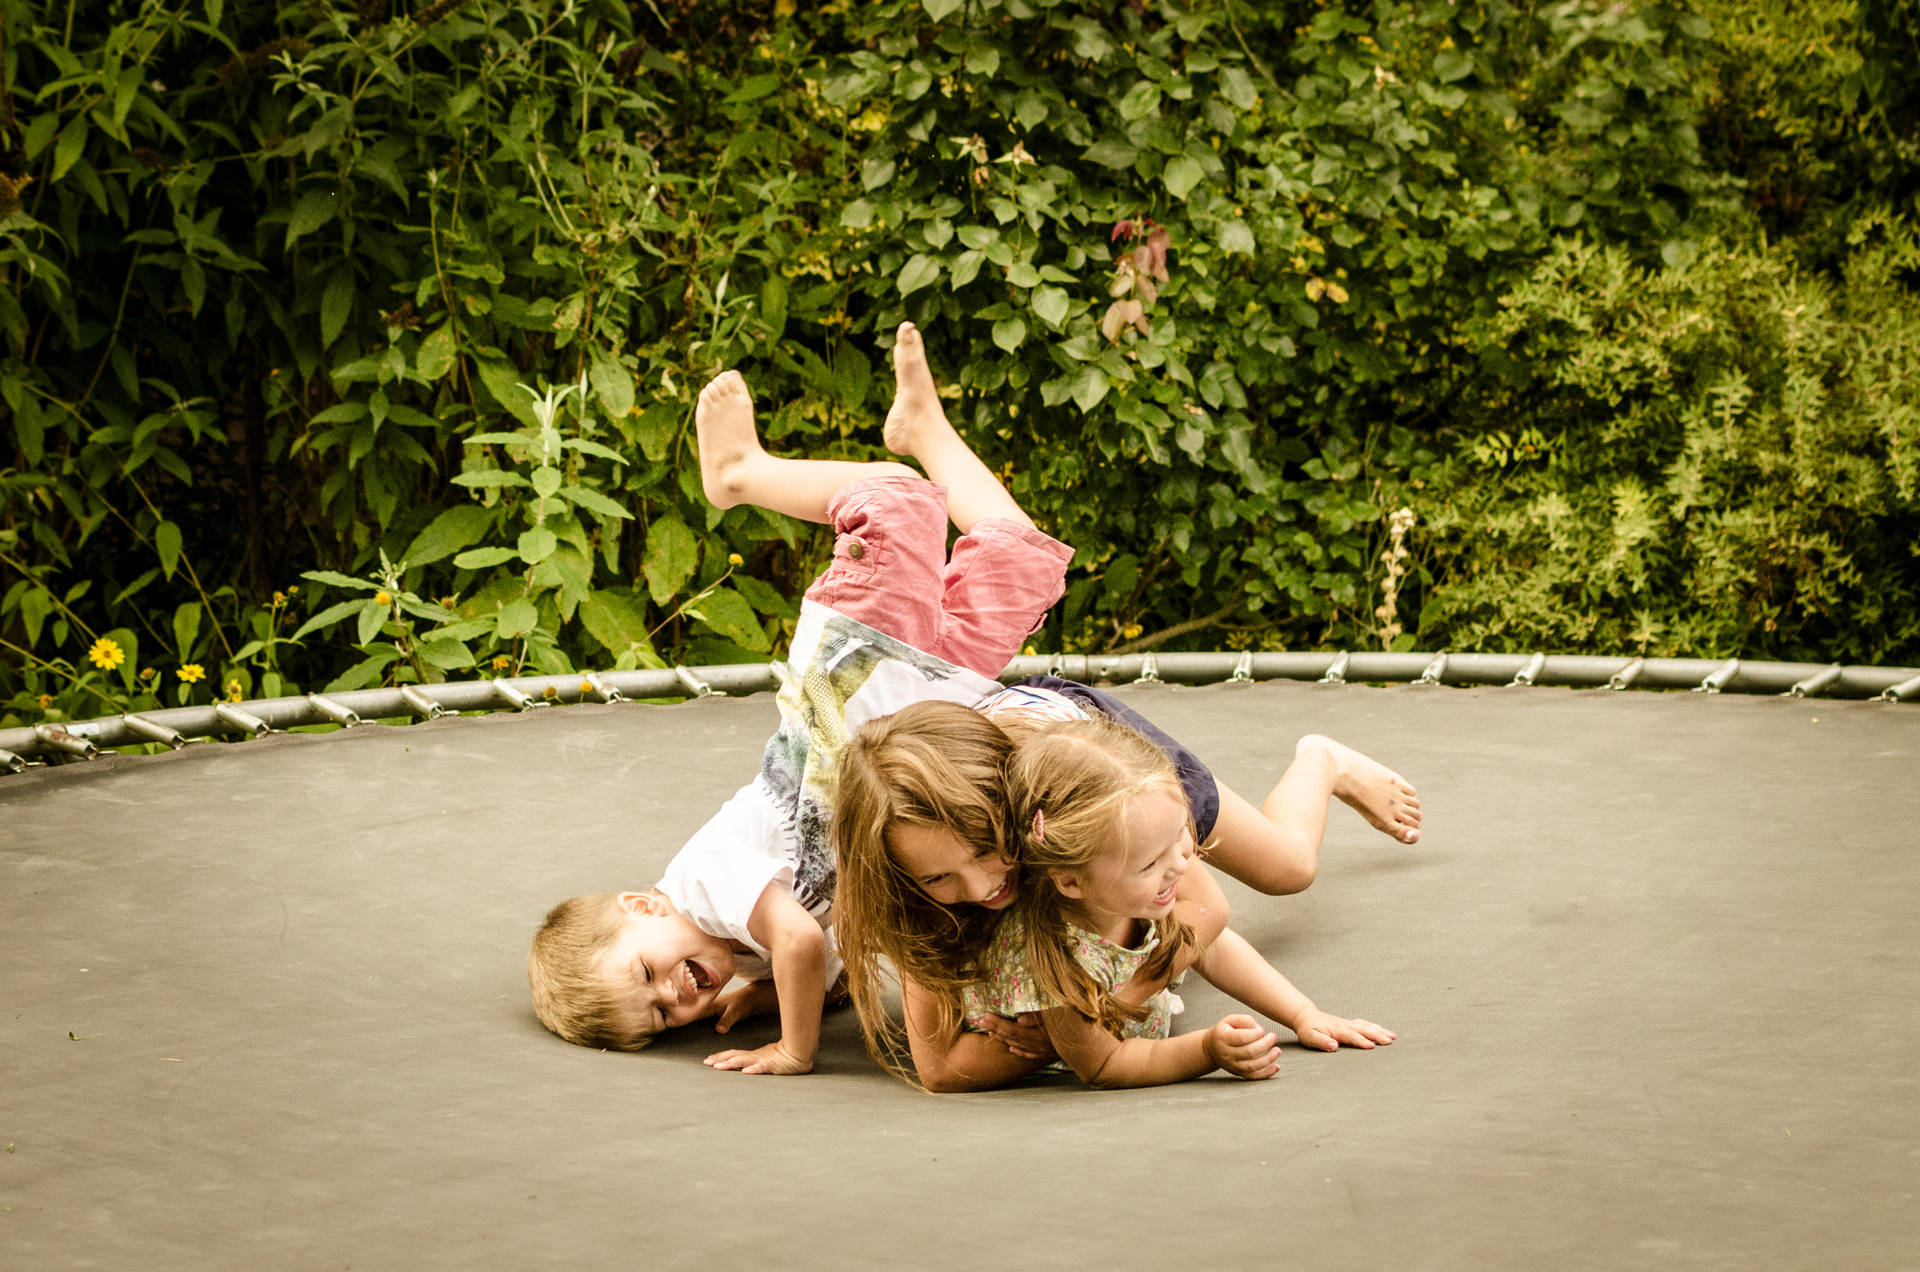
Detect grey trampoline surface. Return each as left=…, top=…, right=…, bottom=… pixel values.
left=3, top=681, right=1916, bottom=1270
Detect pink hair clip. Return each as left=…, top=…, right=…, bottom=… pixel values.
left=1031, top=808, right=1046, bottom=844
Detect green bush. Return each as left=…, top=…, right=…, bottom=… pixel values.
left=2, top=0, right=1916, bottom=732
left=1409, top=218, right=1920, bottom=660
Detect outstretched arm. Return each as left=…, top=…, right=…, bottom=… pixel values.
left=705, top=885, right=826, bottom=1075
left=903, top=978, right=1054, bottom=1093
left=1192, top=928, right=1395, bottom=1051
left=1043, top=1006, right=1280, bottom=1090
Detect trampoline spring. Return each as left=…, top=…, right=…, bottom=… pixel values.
left=674, top=665, right=723, bottom=698
left=213, top=702, right=270, bottom=737
left=491, top=679, right=541, bottom=711
left=120, top=713, right=186, bottom=749
left=581, top=673, right=623, bottom=704
left=1418, top=651, right=1449, bottom=686
left=1320, top=651, right=1350, bottom=685
left=1880, top=673, right=1920, bottom=703
left=33, top=724, right=99, bottom=758
left=1787, top=666, right=1843, bottom=699
left=1047, top=653, right=1069, bottom=679
left=0, top=747, right=23, bottom=774
left=1608, top=658, right=1644, bottom=690
left=1229, top=651, right=1254, bottom=684
left=399, top=686, right=445, bottom=720
left=1695, top=659, right=1741, bottom=694
left=1133, top=653, right=1163, bottom=685
left=1511, top=652, right=1547, bottom=687
left=305, top=693, right=361, bottom=727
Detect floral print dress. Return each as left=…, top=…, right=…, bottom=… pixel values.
left=962, top=910, right=1185, bottom=1044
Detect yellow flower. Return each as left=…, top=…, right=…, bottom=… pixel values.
left=179, top=664, right=206, bottom=684
left=226, top=680, right=243, bottom=702
left=87, top=637, right=125, bottom=670
left=272, top=591, right=287, bottom=605
left=491, top=655, right=512, bottom=673
left=728, top=553, right=744, bottom=567
left=139, top=667, right=157, bottom=681
left=578, top=679, right=594, bottom=695
left=1121, top=623, right=1144, bottom=640
left=36, top=693, right=53, bottom=710
left=374, top=590, right=393, bottom=605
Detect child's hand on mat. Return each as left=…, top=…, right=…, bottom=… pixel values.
left=981, top=1012, right=1056, bottom=1062
left=1291, top=1010, right=1395, bottom=1052
left=707, top=980, right=780, bottom=1035
left=705, top=1039, right=814, bottom=1076
left=1205, top=1014, right=1281, bottom=1080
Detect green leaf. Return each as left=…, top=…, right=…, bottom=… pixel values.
left=172, top=602, right=202, bottom=660
left=286, top=188, right=338, bottom=248
left=356, top=598, right=388, bottom=646
left=52, top=117, right=89, bottom=182
left=1220, top=220, right=1256, bottom=254
left=898, top=253, right=943, bottom=297
left=495, top=598, right=539, bottom=640
left=950, top=250, right=986, bottom=289
left=326, top=648, right=399, bottom=693
left=684, top=586, right=770, bottom=652
left=302, top=570, right=379, bottom=592
left=417, top=325, right=457, bottom=381
left=452, top=470, right=531, bottom=490
left=404, top=505, right=496, bottom=567
left=155, top=520, right=183, bottom=579
left=642, top=514, right=698, bottom=605
left=1032, top=286, right=1071, bottom=328
left=452, top=546, right=521, bottom=570
left=759, top=273, right=789, bottom=340
left=579, top=589, right=653, bottom=656
left=589, top=348, right=634, bottom=420
left=1219, top=66, right=1259, bottom=110
left=1163, top=157, right=1206, bottom=200
left=1433, top=51, right=1475, bottom=83
left=561, top=486, right=634, bottom=521
left=1118, top=82, right=1162, bottom=121
left=1071, top=366, right=1111, bottom=412
left=291, top=599, right=366, bottom=642
left=416, top=636, right=476, bottom=671
left=1082, top=139, right=1139, bottom=169
left=320, top=268, right=353, bottom=348
left=992, top=318, right=1028, bottom=353
left=518, top=527, right=559, bottom=565
left=922, top=0, right=962, bottom=19
left=531, top=466, right=563, bottom=499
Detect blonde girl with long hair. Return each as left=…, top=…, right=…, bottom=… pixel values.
left=834, top=693, right=1415, bottom=1090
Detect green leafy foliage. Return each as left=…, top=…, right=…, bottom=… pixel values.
left=2, top=0, right=1917, bottom=732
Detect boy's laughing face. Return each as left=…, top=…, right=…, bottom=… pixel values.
left=598, top=892, right=737, bottom=1033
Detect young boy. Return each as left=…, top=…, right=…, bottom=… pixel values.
left=528, top=324, right=1075, bottom=1074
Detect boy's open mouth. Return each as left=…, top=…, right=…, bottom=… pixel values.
left=686, top=959, right=716, bottom=992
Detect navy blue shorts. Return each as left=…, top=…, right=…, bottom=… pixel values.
left=1013, top=675, right=1221, bottom=843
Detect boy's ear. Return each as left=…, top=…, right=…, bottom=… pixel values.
left=1049, top=869, right=1084, bottom=900
left=616, top=890, right=665, bottom=917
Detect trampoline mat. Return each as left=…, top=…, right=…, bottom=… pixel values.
left=3, top=681, right=1915, bottom=1269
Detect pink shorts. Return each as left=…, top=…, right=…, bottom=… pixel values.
left=803, top=476, right=1074, bottom=678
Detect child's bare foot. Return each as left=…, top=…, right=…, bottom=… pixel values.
left=1298, top=735, right=1422, bottom=844
left=695, top=370, right=763, bottom=509
left=882, top=322, right=957, bottom=459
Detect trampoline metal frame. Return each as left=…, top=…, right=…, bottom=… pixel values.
left=4, top=650, right=1916, bottom=774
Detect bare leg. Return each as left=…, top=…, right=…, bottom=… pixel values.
left=882, top=323, right=1033, bottom=533
left=1201, top=736, right=1422, bottom=896
left=697, top=370, right=915, bottom=524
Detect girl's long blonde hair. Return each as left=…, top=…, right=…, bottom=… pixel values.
left=1005, top=715, right=1198, bottom=1036
left=833, top=700, right=1020, bottom=1082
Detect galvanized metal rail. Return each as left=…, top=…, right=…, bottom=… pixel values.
left=3, top=651, right=1915, bottom=774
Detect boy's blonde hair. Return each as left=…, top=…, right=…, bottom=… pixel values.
left=833, top=701, right=1019, bottom=1081
left=1005, top=715, right=1198, bottom=1036
left=527, top=891, right=656, bottom=1051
